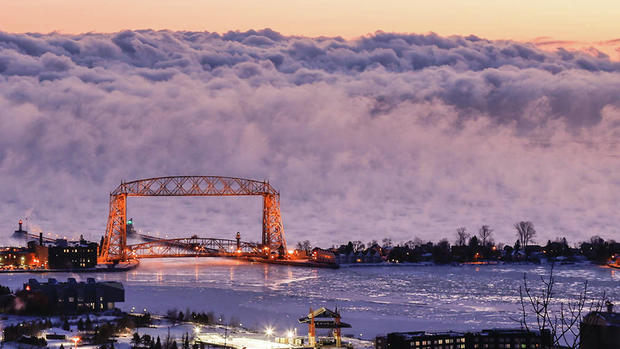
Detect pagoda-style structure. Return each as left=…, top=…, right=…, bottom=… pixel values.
left=299, top=307, right=351, bottom=347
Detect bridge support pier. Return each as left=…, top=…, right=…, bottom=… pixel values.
left=99, top=193, right=127, bottom=263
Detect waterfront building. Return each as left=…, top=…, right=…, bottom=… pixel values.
left=579, top=301, right=620, bottom=349
left=0, top=247, right=37, bottom=268
left=46, top=236, right=97, bottom=269
left=466, top=329, right=551, bottom=349
left=1, top=221, right=46, bottom=269
left=4, top=220, right=97, bottom=270
left=22, top=277, right=124, bottom=313
left=0, top=237, right=97, bottom=270
left=379, top=331, right=466, bottom=349
left=335, top=250, right=382, bottom=264
left=311, top=248, right=337, bottom=264
left=376, top=328, right=551, bottom=349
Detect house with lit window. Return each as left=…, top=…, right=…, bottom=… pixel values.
left=378, top=331, right=467, bottom=349
left=376, top=328, right=551, bottom=349
left=22, top=278, right=124, bottom=313
left=46, top=236, right=97, bottom=269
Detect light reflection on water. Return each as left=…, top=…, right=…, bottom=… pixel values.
left=0, top=259, right=617, bottom=338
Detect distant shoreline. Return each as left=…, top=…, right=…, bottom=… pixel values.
left=338, top=260, right=596, bottom=268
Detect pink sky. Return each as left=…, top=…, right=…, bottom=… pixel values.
left=1, top=0, right=619, bottom=42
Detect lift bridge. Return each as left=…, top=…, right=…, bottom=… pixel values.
left=98, top=176, right=287, bottom=264
left=127, top=233, right=261, bottom=259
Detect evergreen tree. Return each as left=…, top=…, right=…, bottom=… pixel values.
left=183, top=332, right=190, bottom=349
left=132, top=332, right=142, bottom=347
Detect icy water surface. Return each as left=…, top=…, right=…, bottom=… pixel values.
left=0, top=259, right=618, bottom=339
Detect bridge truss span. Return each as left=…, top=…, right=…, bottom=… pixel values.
left=99, top=176, right=287, bottom=263
left=128, top=237, right=260, bottom=259
left=112, top=176, right=279, bottom=197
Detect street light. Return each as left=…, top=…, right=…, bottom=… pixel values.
left=265, top=327, right=274, bottom=349
left=287, top=330, right=294, bottom=348
left=71, top=337, right=80, bottom=349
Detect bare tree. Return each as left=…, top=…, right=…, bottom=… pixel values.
left=413, top=237, right=425, bottom=247
left=296, top=240, right=312, bottom=254
left=404, top=240, right=416, bottom=249
left=478, top=225, right=493, bottom=246
left=516, top=264, right=607, bottom=349
left=367, top=239, right=379, bottom=249
left=515, top=221, right=536, bottom=249
left=381, top=238, right=393, bottom=248
left=351, top=240, right=365, bottom=252
left=456, top=227, right=469, bottom=246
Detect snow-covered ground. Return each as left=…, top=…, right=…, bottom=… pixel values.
left=1, top=314, right=374, bottom=349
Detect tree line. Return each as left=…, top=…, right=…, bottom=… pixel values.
left=300, top=221, right=618, bottom=264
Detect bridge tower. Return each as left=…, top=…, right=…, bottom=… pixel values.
left=98, top=176, right=288, bottom=263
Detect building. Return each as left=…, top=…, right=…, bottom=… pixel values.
left=466, top=329, right=551, bottom=349
left=381, top=331, right=466, bottom=349
left=46, top=236, right=98, bottom=269
left=311, top=248, right=337, bottom=265
left=1, top=221, right=46, bottom=269
left=580, top=301, right=620, bottom=349
left=4, top=220, right=97, bottom=270
left=376, top=329, right=551, bottom=349
left=0, top=237, right=97, bottom=270
left=22, top=278, right=124, bottom=313
left=335, top=250, right=383, bottom=264
left=0, top=247, right=37, bottom=268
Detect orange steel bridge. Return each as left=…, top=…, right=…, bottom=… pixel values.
left=127, top=235, right=260, bottom=258
left=98, top=176, right=287, bottom=264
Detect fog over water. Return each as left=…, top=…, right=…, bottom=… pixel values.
left=1, top=30, right=620, bottom=245
left=0, top=259, right=617, bottom=338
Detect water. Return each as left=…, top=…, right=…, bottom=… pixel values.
left=0, top=259, right=617, bottom=339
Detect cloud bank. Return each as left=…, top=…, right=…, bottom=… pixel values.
left=1, top=29, right=619, bottom=246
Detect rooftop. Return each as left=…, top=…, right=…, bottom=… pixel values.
left=584, top=311, right=620, bottom=327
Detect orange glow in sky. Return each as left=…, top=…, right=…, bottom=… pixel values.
left=0, top=0, right=619, bottom=42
